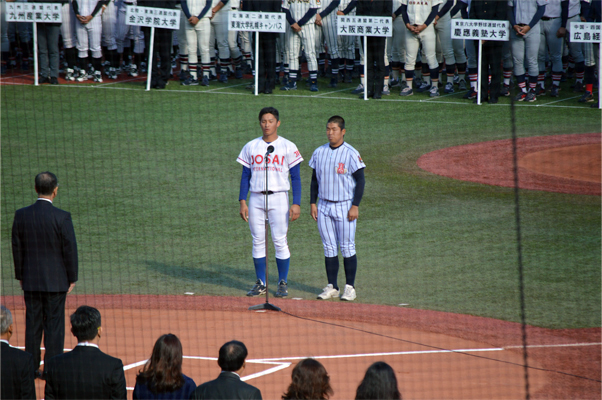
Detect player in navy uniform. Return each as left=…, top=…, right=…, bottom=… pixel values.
left=310, top=116, right=365, bottom=301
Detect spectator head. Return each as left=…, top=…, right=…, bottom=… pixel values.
left=1, top=305, right=13, bottom=339
left=327, top=115, right=345, bottom=131
left=355, top=362, right=401, bottom=400
left=35, top=171, right=58, bottom=196
left=218, top=340, right=248, bottom=372
left=136, top=334, right=185, bottom=393
left=282, top=358, right=333, bottom=400
left=258, top=107, right=279, bottom=122
left=70, top=306, right=102, bottom=342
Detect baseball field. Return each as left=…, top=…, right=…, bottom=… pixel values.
left=1, top=72, right=600, bottom=399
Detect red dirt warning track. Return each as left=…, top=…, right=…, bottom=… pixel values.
left=2, top=295, right=599, bottom=400
left=417, top=133, right=601, bottom=195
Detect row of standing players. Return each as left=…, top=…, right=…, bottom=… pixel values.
left=7, top=0, right=600, bottom=104
left=2, top=304, right=403, bottom=399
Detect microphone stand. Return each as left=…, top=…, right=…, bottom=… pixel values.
left=249, top=146, right=281, bottom=312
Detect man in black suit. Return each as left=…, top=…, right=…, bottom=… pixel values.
left=190, top=340, right=262, bottom=400
left=469, top=0, right=508, bottom=104
left=12, top=171, right=78, bottom=378
left=356, top=0, right=392, bottom=99
left=249, top=0, right=280, bottom=94
left=44, top=305, right=127, bottom=399
left=1, top=305, right=36, bottom=399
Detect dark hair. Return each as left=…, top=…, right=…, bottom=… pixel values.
left=218, top=340, right=248, bottom=372
left=70, top=306, right=101, bottom=342
left=136, top=334, right=185, bottom=393
left=282, top=358, right=333, bottom=400
left=355, top=362, right=401, bottom=400
left=327, top=115, right=345, bottom=130
left=35, top=171, right=58, bottom=195
left=258, top=107, right=279, bottom=122
left=1, top=305, right=13, bottom=334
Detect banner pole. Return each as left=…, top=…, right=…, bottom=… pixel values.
left=146, top=26, right=155, bottom=91
left=477, top=39, right=482, bottom=105
left=34, top=22, right=39, bottom=86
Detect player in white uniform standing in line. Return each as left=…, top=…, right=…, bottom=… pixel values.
left=315, top=0, right=342, bottom=87
left=73, top=0, right=106, bottom=82
left=282, top=0, right=319, bottom=91
left=101, top=0, right=119, bottom=79
left=182, top=0, right=213, bottom=86
left=399, top=0, right=442, bottom=97
left=238, top=107, right=303, bottom=298
left=310, top=116, right=366, bottom=302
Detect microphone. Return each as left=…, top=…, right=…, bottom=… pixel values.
left=265, top=145, right=274, bottom=157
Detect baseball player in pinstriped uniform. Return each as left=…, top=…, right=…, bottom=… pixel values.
left=73, top=0, right=106, bottom=82
left=433, top=0, right=457, bottom=94
left=562, top=0, right=588, bottom=92
left=336, top=0, right=358, bottom=83
left=508, top=0, right=547, bottom=102
left=399, top=0, right=442, bottom=97
left=315, top=0, right=342, bottom=87
left=282, top=0, right=320, bottom=91
left=238, top=107, right=303, bottom=298
left=209, top=0, right=232, bottom=83
left=390, top=0, right=407, bottom=89
left=61, top=0, right=79, bottom=81
left=311, top=116, right=365, bottom=302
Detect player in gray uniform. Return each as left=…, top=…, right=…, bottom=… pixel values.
left=101, top=0, right=119, bottom=79
left=337, top=0, right=358, bottom=83
left=537, top=0, right=563, bottom=97
left=282, top=0, right=319, bottom=91
left=562, top=0, right=587, bottom=91
left=116, top=0, right=145, bottom=78
left=61, top=0, right=79, bottom=81
left=310, top=116, right=366, bottom=302
left=316, top=0, right=342, bottom=87
left=508, top=0, right=547, bottom=102
left=433, top=0, right=457, bottom=94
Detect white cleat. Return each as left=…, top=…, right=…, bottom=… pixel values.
left=340, top=284, right=356, bottom=301
left=317, top=284, right=340, bottom=300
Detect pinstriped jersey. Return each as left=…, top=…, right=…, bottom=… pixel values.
left=283, top=0, right=319, bottom=21
left=237, top=136, right=303, bottom=193
left=309, top=142, right=366, bottom=202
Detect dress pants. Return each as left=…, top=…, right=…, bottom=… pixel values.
left=475, top=41, right=502, bottom=100
left=37, top=23, right=60, bottom=78
left=144, top=26, right=172, bottom=87
left=363, top=36, right=386, bottom=96
left=24, top=291, right=67, bottom=371
left=258, top=32, right=277, bottom=91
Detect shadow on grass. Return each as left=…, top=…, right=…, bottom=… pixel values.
left=144, top=261, right=322, bottom=296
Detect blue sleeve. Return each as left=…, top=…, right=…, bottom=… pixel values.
left=394, top=4, right=403, bottom=17
left=580, top=0, right=591, bottom=21
left=561, top=0, right=569, bottom=27
left=181, top=0, right=191, bottom=18
left=198, top=0, right=212, bottom=19
left=508, top=4, right=516, bottom=26
left=424, top=4, right=439, bottom=26
left=528, top=4, right=545, bottom=28
left=290, top=164, right=302, bottom=205
left=401, top=4, right=409, bottom=24
left=342, top=0, right=357, bottom=14
left=239, top=166, right=251, bottom=202
left=437, top=0, right=453, bottom=17
left=298, top=7, right=317, bottom=26
left=351, top=168, right=365, bottom=207
left=320, top=0, right=341, bottom=17
left=285, top=8, right=296, bottom=25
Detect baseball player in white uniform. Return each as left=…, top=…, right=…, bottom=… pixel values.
left=310, top=116, right=366, bottom=302
left=61, top=0, right=79, bottom=81
left=282, top=0, right=319, bottom=91
left=73, top=0, right=106, bottom=82
left=315, top=0, right=342, bottom=87
left=399, top=0, right=442, bottom=97
left=238, top=107, right=303, bottom=298
left=182, top=0, right=213, bottom=85
left=116, top=0, right=145, bottom=77
left=336, top=0, right=358, bottom=83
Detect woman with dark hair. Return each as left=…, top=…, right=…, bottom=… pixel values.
left=282, top=358, right=334, bottom=400
left=133, top=334, right=196, bottom=399
left=355, top=362, right=401, bottom=400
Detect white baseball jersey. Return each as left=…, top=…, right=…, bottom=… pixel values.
left=284, top=0, right=319, bottom=22
left=309, top=142, right=365, bottom=202
left=237, top=136, right=303, bottom=193
left=401, top=0, right=443, bottom=26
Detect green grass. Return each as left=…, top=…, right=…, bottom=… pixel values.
left=1, top=79, right=600, bottom=329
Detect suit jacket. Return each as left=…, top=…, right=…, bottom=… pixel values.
left=356, top=0, right=392, bottom=17
left=133, top=374, right=196, bottom=400
left=12, top=199, right=78, bottom=292
left=44, top=345, right=127, bottom=399
left=189, top=372, right=262, bottom=400
left=469, top=0, right=507, bottom=21
left=1, top=341, right=36, bottom=400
